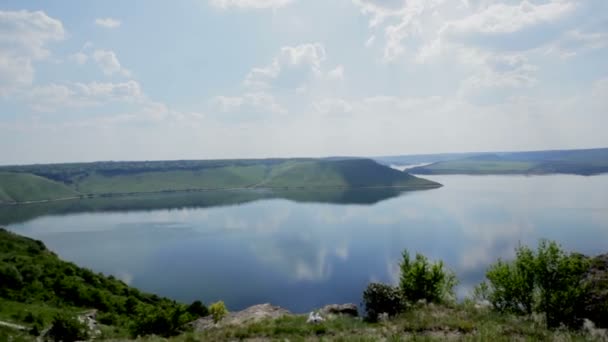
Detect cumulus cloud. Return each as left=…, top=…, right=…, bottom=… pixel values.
left=314, top=98, right=353, bottom=114
left=92, top=49, right=131, bottom=76
left=0, top=10, right=65, bottom=95
left=209, top=0, right=294, bottom=9
left=28, top=80, right=144, bottom=112
left=95, top=17, right=121, bottom=28
left=213, top=92, right=286, bottom=114
left=547, top=29, right=608, bottom=58
left=327, top=65, right=344, bottom=80
left=244, top=43, right=326, bottom=89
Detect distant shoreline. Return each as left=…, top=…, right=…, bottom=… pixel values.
left=0, top=183, right=442, bottom=207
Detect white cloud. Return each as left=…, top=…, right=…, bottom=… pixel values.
left=28, top=80, right=144, bottom=112
left=95, top=17, right=121, bottom=29
left=0, top=10, right=65, bottom=95
left=446, top=1, right=574, bottom=36
left=213, top=92, right=286, bottom=114
left=244, top=43, right=326, bottom=88
left=364, top=35, right=376, bottom=48
left=92, top=49, right=131, bottom=76
left=327, top=65, right=344, bottom=80
left=314, top=98, right=353, bottom=114
left=460, top=54, right=538, bottom=94
left=547, top=29, right=608, bottom=58
left=209, top=0, right=294, bottom=9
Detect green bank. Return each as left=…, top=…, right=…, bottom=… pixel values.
left=0, top=158, right=440, bottom=204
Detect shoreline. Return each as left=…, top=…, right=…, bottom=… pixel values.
left=0, top=183, right=442, bottom=207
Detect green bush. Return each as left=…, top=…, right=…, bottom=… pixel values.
left=362, top=283, right=405, bottom=321
left=209, top=301, right=228, bottom=323
left=187, top=300, right=208, bottom=317
left=399, top=250, right=457, bottom=304
left=482, top=245, right=536, bottom=314
left=481, top=240, right=590, bottom=328
left=47, top=314, right=89, bottom=342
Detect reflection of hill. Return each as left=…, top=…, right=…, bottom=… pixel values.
left=0, top=158, right=441, bottom=203
left=0, top=187, right=428, bottom=225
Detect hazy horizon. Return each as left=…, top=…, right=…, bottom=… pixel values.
left=1, top=0, right=607, bottom=164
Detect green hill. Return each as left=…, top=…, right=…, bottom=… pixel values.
left=0, top=173, right=78, bottom=204
left=0, top=159, right=440, bottom=203
left=0, top=228, right=206, bottom=339
left=261, top=159, right=440, bottom=188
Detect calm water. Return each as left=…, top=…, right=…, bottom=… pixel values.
left=5, top=175, right=608, bottom=312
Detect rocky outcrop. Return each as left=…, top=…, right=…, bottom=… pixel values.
left=319, top=303, right=359, bottom=318
left=192, top=303, right=291, bottom=331
left=584, top=253, right=608, bottom=329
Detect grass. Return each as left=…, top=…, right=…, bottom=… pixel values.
left=74, top=165, right=268, bottom=194
left=0, top=299, right=79, bottom=328
left=126, top=302, right=600, bottom=341
left=0, top=172, right=78, bottom=204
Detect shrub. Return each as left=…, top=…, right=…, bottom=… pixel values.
left=399, top=250, right=457, bottom=304
left=209, top=301, right=228, bottom=323
left=187, top=300, right=209, bottom=317
left=483, top=245, right=536, bottom=314
left=130, top=306, right=187, bottom=337
left=482, top=240, right=590, bottom=329
left=47, top=314, right=89, bottom=342
left=362, top=283, right=405, bottom=322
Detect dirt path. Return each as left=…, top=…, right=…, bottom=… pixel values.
left=0, top=320, right=27, bottom=331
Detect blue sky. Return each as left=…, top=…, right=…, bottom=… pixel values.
left=0, top=0, right=606, bottom=164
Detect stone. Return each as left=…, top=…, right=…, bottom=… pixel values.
left=319, top=303, right=359, bottom=317
left=192, top=303, right=291, bottom=331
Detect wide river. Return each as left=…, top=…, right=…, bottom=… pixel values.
left=4, top=175, right=608, bottom=312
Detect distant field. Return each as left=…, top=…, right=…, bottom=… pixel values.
left=411, top=160, right=536, bottom=174
left=404, top=148, right=608, bottom=175
left=0, top=158, right=440, bottom=204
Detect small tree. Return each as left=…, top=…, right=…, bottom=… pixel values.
left=187, top=300, right=208, bottom=317
left=362, top=283, right=405, bottom=322
left=209, top=301, right=228, bottom=323
left=399, top=250, right=457, bottom=304
left=482, top=240, right=591, bottom=329
left=47, top=314, right=89, bottom=342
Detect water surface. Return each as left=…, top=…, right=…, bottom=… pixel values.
left=5, top=175, right=608, bottom=312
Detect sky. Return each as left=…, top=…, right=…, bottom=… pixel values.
left=0, top=0, right=607, bottom=164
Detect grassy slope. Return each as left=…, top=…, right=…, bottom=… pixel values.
left=0, top=159, right=440, bottom=203
left=74, top=165, right=268, bottom=194
left=261, top=159, right=440, bottom=188
left=0, top=172, right=78, bottom=203
left=0, top=228, right=195, bottom=337
left=156, top=303, right=596, bottom=342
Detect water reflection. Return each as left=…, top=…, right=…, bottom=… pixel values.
left=0, top=187, right=410, bottom=226
left=5, top=175, right=608, bottom=312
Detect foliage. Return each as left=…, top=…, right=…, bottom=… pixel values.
left=362, top=283, right=405, bottom=322
left=0, top=228, right=203, bottom=337
left=187, top=300, right=208, bottom=317
left=209, top=301, right=228, bottom=323
left=482, top=245, right=536, bottom=314
left=47, top=314, right=89, bottom=342
left=399, top=249, right=457, bottom=304
left=130, top=305, right=193, bottom=337
left=482, top=240, right=591, bottom=328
